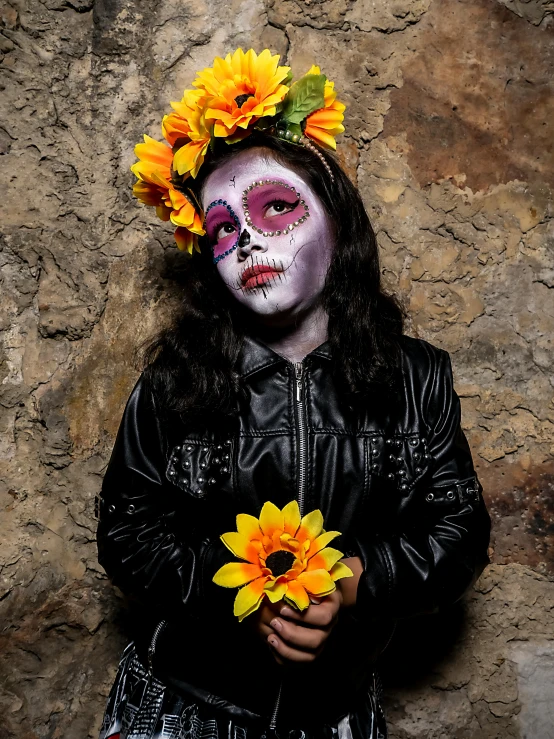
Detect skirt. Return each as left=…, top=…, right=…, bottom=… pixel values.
left=99, top=642, right=387, bottom=739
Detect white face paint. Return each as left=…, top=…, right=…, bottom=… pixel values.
left=201, top=149, right=335, bottom=324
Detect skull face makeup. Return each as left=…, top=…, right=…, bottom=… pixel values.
left=201, top=149, right=335, bottom=323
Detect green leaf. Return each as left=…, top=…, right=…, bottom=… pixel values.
left=281, top=74, right=326, bottom=125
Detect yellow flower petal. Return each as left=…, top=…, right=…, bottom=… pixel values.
left=329, top=561, right=354, bottom=582
left=259, top=501, right=284, bottom=538
left=309, top=530, right=341, bottom=556
left=236, top=513, right=262, bottom=540
left=213, top=562, right=263, bottom=588
left=264, top=578, right=288, bottom=603
left=306, top=547, right=344, bottom=572
left=296, top=509, right=324, bottom=545
left=220, top=532, right=261, bottom=564
left=282, top=500, right=301, bottom=536
left=234, top=577, right=268, bottom=621
left=297, top=569, right=336, bottom=597
left=284, top=580, right=310, bottom=611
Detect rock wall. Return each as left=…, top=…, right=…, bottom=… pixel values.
left=1, top=0, right=552, bottom=736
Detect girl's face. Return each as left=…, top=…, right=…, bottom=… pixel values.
left=201, top=149, right=335, bottom=324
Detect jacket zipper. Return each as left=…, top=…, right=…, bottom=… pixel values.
left=294, top=361, right=308, bottom=517
left=268, top=361, right=309, bottom=734
left=268, top=681, right=282, bottom=734
left=147, top=618, right=167, bottom=675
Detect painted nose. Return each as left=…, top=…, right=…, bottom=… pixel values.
left=237, top=229, right=268, bottom=259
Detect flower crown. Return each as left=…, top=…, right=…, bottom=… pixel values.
left=130, top=48, right=346, bottom=254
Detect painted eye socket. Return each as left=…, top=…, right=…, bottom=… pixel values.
left=204, top=201, right=241, bottom=263
left=264, top=200, right=299, bottom=218
left=245, top=182, right=308, bottom=234
left=216, top=223, right=237, bottom=241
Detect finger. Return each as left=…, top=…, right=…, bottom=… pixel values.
left=270, top=617, right=329, bottom=651
left=279, top=601, right=338, bottom=629
left=267, top=633, right=322, bottom=663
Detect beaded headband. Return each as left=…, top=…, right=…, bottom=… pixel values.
left=130, top=48, right=346, bottom=254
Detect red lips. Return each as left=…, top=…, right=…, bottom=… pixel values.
left=240, top=264, right=282, bottom=288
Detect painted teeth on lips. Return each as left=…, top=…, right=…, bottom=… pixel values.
left=240, top=264, right=281, bottom=287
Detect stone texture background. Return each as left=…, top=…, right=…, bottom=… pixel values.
left=1, top=0, right=553, bottom=735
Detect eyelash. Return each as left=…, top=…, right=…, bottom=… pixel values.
left=264, top=199, right=299, bottom=217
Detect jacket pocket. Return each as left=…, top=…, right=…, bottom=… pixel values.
left=165, top=439, right=232, bottom=499
left=368, top=433, right=433, bottom=494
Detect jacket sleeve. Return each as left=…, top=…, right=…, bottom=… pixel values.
left=96, top=375, right=231, bottom=620
left=353, top=349, right=491, bottom=622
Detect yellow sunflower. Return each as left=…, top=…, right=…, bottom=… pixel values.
left=164, top=89, right=212, bottom=179
left=130, top=135, right=204, bottom=253
left=213, top=500, right=353, bottom=622
left=303, top=65, right=346, bottom=150
left=193, top=48, right=291, bottom=139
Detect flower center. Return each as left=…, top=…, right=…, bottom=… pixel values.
left=234, top=93, right=254, bottom=108
left=266, top=550, right=295, bottom=577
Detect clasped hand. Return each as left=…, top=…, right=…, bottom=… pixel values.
left=249, top=556, right=363, bottom=665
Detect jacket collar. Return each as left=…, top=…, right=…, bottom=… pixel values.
left=235, top=335, right=332, bottom=379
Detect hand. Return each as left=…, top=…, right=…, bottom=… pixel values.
left=251, top=589, right=343, bottom=665
left=336, top=556, right=364, bottom=608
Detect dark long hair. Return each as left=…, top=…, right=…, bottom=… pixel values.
left=140, top=132, right=406, bottom=420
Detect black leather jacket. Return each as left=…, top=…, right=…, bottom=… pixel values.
left=97, top=334, right=491, bottom=727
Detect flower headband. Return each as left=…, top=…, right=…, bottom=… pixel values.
left=130, top=48, right=346, bottom=254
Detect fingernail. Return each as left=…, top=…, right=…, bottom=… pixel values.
left=270, top=618, right=282, bottom=631
left=268, top=636, right=278, bottom=647
left=280, top=606, right=293, bottom=616
left=310, top=596, right=321, bottom=605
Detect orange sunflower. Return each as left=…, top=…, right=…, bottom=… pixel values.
left=303, top=65, right=346, bottom=150
left=164, top=89, right=212, bottom=179
left=213, top=500, right=353, bottom=622
left=131, top=135, right=204, bottom=253
left=193, top=48, right=291, bottom=139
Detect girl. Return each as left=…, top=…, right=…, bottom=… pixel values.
left=97, top=49, right=491, bottom=739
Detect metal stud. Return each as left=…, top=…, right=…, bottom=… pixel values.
left=387, top=473, right=395, bottom=480
left=127, top=504, right=136, bottom=513
left=221, top=467, right=229, bottom=474
left=186, top=445, right=193, bottom=451
left=209, top=478, right=216, bottom=485
left=415, top=467, right=422, bottom=474
left=446, top=490, right=455, bottom=500
left=389, top=454, right=396, bottom=462
left=198, top=477, right=204, bottom=484
left=400, top=484, right=408, bottom=491
left=386, top=439, right=393, bottom=445
left=169, top=469, right=176, bottom=476
left=224, top=439, right=232, bottom=446
left=175, top=445, right=182, bottom=452
left=409, top=438, right=419, bottom=446
left=214, top=458, right=220, bottom=465
left=394, top=439, right=402, bottom=447
left=200, top=463, right=207, bottom=470
left=371, top=464, right=379, bottom=471
left=216, top=445, right=222, bottom=451
left=414, top=453, right=421, bottom=462
left=426, top=493, right=435, bottom=502
left=184, top=461, right=190, bottom=469
left=108, top=504, right=116, bottom=513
